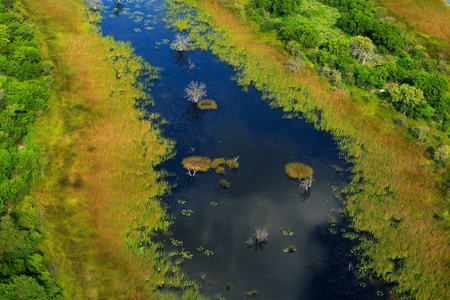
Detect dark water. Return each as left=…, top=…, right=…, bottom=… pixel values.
left=100, top=1, right=387, bottom=299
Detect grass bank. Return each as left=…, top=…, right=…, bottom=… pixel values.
left=21, top=0, right=203, bottom=298
left=165, top=0, right=449, bottom=299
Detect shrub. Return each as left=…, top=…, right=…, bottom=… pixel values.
left=219, top=179, right=230, bottom=188
left=225, top=158, right=239, bottom=169
left=197, top=99, right=217, bottom=110
left=210, top=158, right=225, bottom=169
left=434, top=145, right=449, bottom=166
left=389, top=84, right=425, bottom=116
left=285, top=162, right=313, bottom=180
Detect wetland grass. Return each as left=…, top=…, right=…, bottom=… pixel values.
left=165, top=1, right=450, bottom=298
left=197, top=99, right=218, bottom=110
left=22, top=0, right=203, bottom=298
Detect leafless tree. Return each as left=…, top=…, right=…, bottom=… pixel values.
left=254, top=227, right=268, bottom=244
left=171, top=33, right=191, bottom=52
left=184, top=81, right=207, bottom=103
left=299, top=175, right=313, bottom=192
left=188, top=59, right=196, bottom=71
left=286, top=56, right=306, bottom=72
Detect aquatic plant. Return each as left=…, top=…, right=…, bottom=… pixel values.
left=219, top=179, right=230, bottom=188
left=215, top=166, right=225, bottom=175
left=245, top=289, right=259, bottom=296
left=197, top=99, right=218, bottom=110
left=211, top=158, right=225, bottom=169
left=225, top=156, right=240, bottom=169
left=282, top=245, right=297, bottom=253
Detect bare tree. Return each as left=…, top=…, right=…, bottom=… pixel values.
left=184, top=81, right=207, bottom=103
left=254, top=227, right=268, bottom=244
left=299, top=175, right=313, bottom=192
left=286, top=56, right=306, bottom=72
left=171, top=33, right=191, bottom=52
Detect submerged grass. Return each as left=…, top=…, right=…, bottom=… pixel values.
left=22, top=0, right=204, bottom=298
left=165, top=0, right=449, bottom=299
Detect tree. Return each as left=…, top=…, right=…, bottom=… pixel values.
left=184, top=81, right=206, bottom=103
left=349, top=36, right=377, bottom=64
left=371, top=23, right=404, bottom=53
left=170, top=33, right=190, bottom=52
left=181, top=156, right=211, bottom=177
left=328, top=37, right=350, bottom=56
left=413, top=72, right=448, bottom=107
left=389, top=84, right=425, bottom=116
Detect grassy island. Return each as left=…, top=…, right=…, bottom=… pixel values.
left=197, top=99, right=218, bottom=110
left=285, top=163, right=313, bottom=180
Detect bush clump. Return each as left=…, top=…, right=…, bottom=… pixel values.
left=197, top=99, right=217, bottom=110
left=219, top=179, right=230, bottom=188
left=210, top=158, right=225, bottom=169
left=226, top=158, right=239, bottom=169
left=285, top=162, right=313, bottom=180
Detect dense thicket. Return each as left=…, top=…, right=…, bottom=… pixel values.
left=0, top=0, right=59, bottom=298
left=247, top=0, right=450, bottom=131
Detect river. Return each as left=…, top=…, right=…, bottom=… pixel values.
left=99, top=0, right=388, bottom=299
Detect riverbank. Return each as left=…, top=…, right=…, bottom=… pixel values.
left=165, top=0, right=449, bottom=299
left=21, top=0, right=183, bottom=298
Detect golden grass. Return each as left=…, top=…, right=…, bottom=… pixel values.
left=22, top=0, right=176, bottom=298
left=169, top=0, right=450, bottom=298
left=377, top=0, right=450, bottom=43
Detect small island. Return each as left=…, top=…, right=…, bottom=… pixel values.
left=197, top=99, right=218, bottom=110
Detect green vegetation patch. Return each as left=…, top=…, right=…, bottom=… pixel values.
left=197, top=99, right=217, bottom=110
left=285, top=162, right=313, bottom=180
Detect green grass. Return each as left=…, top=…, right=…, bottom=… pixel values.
left=164, top=1, right=450, bottom=299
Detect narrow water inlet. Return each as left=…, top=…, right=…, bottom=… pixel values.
left=99, top=0, right=389, bottom=299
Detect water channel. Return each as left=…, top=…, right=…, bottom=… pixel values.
left=100, top=0, right=388, bottom=298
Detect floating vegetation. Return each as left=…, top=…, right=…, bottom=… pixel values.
left=204, top=249, right=214, bottom=256
left=171, top=238, right=183, bottom=247
left=197, top=99, right=218, bottom=110
left=178, top=200, right=186, bottom=204
left=180, top=250, right=193, bottom=259
left=245, top=289, right=259, bottom=296
left=215, top=167, right=225, bottom=175
left=282, top=245, right=298, bottom=253
left=226, top=282, right=231, bottom=289
left=133, top=28, right=141, bottom=32
left=181, top=209, right=193, bottom=216
left=200, top=273, right=206, bottom=281
left=282, top=230, right=294, bottom=236
left=145, top=27, right=155, bottom=30
left=225, top=156, right=239, bottom=169
left=197, top=246, right=204, bottom=252
left=211, top=158, right=225, bottom=169
left=219, top=179, right=230, bottom=189
left=210, top=202, right=218, bottom=206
